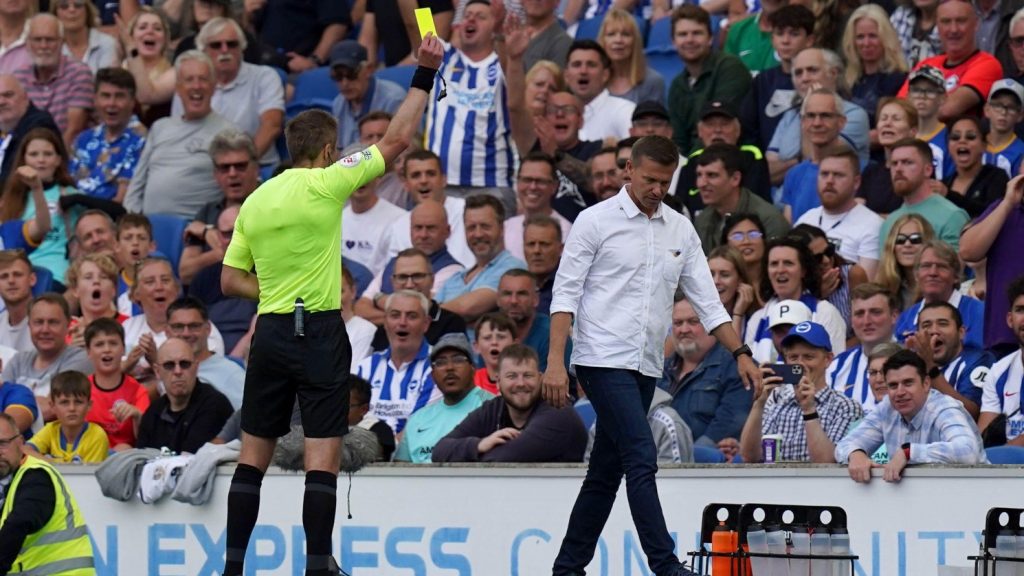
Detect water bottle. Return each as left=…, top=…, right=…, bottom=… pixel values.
left=810, top=525, right=831, bottom=576
left=712, top=521, right=737, bottom=575
left=831, top=527, right=851, bottom=576
left=997, top=529, right=1016, bottom=576
left=746, top=522, right=771, bottom=576
left=790, top=524, right=810, bottom=576
left=765, top=523, right=788, bottom=576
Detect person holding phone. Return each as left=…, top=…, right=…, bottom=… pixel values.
left=739, top=321, right=863, bottom=463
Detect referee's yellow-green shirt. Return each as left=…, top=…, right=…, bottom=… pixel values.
left=223, top=146, right=385, bottom=315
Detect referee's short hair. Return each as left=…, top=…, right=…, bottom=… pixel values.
left=286, top=109, right=338, bottom=163
left=385, top=289, right=430, bottom=315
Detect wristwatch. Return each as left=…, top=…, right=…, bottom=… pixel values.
left=732, top=344, right=752, bottom=360
left=928, top=366, right=942, bottom=380
left=310, top=54, right=324, bottom=67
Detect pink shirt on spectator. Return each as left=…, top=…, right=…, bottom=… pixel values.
left=0, top=23, right=30, bottom=76
left=13, top=55, right=93, bottom=133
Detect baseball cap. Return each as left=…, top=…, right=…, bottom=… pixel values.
left=908, top=65, right=945, bottom=90
left=767, top=299, right=812, bottom=329
left=329, top=40, right=368, bottom=70
left=989, top=78, right=1024, bottom=105
left=430, top=334, right=474, bottom=362
left=631, top=101, right=669, bottom=122
left=781, top=321, right=832, bottom=352
left=700, top=100, right=738, bottom=121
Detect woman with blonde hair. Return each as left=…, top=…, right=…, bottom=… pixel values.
left=875, top=213, right=935, bottom=312
left=52, top=0, right=121, bottom=73
left=842, top=4, right=908, bottom=129
left=120, top=6, right=173, bottom=125
left=597, top=8, right=664, bottom=104
left=708, top=245, right=760, bottom=339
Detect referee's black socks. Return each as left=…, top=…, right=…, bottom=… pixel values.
left=224, top=463, right=264, bottom=576
left=304, top=470, right=339, bottom=576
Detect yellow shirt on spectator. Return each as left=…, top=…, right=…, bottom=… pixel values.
left=28, top=421, right=110, bottom=463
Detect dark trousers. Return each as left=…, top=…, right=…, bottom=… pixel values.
left=552, top=366, right=680, bottom=576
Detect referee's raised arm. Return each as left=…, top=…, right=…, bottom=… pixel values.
left=375, top=33, right=445, bottom=166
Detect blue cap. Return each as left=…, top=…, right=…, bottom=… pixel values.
left=781, top=321, right=832, bottom=352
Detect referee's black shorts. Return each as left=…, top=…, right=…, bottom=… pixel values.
left=241, top=310, right=351, bottom=439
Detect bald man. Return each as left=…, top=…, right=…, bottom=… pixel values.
left=0, top=74, right=59, bottom=183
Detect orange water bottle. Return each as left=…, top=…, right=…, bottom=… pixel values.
left=712, top=521, right=737, bottom=575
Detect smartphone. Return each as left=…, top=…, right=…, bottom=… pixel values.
left=768, top=363, right=803, bottom=385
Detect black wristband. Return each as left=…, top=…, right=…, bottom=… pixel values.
left=410, top=66, right=436, bottom=93
left=802, top=412, right=819, bottom=422
left=928, top=366, right=942, bottom=380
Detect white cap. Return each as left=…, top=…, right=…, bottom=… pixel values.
left=768, top=299, right=813, bottom=329
left=989, top=78, right=1024, bottom=105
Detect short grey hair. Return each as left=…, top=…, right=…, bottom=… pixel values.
left=821, top=49, right=849, bottom=95
left=29, top=13, right=64, bottom=40
left=174, top=49, right=215, bottom=79
left=385, top=289, right=430, bottom=315
left=196, top=17, right=248, bottom=52
left=801, top=87, right=846, bottom=119
left=1012, top=7, right=1024, bottom=36
left=209, top=128, right=257, bottom=161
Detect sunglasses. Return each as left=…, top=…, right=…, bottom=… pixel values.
left=160, top=360, right=194, bottom=371
left=215, top=160, right=250, bottom=174
left=331, top=66, right=361, bottom=81
left=207, top=40, right=240, bottom=50
left=894, top=233, right=923, bottom=246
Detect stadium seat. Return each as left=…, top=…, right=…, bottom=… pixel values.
left=693, top=445, right=727, bottom=463
left=575, top=15, right=605, bottom=39
left=644, top=49, right=683, bottom=99
left=646, top=16, right=672, bottom=50
left=634, top=14, right=649, bottom=45
left=31, top=266, right=52, bottom=296
left=285, top=67, right=338, bottom=119
left=985, top=446, right=1024, bottom=464
left=573, top=399, right=597, bottom=430
left=148, top=214, right=189, bottom=274
left=374, top=65, right=417, bottom=89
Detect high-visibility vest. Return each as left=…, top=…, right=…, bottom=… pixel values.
left=0, top=455, right=94, bottom=575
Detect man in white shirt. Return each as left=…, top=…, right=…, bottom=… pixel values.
left=796, top=148, right=882, bottom=278
left=563, top=39, right=635, bottom=142
left=0, top=250, right=35, bottom=354
left=341, top=168, right=405, bottom=277
left=979, top=276, right=1024, bottom=446
left=545, top=136, right=759, bottom=576
left=504, top=152, right=571, bottom=261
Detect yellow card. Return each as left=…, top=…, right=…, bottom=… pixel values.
left=415, top=8, right=437, bottom=39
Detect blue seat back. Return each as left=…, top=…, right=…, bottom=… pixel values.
left=286, top=67, right=339, bottom=119
left=31, top=266, right=53, bottom=296
left=147, top=214, right=189, bottom=275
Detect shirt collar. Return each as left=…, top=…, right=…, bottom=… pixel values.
left=614, top=185, right=663, bottom=219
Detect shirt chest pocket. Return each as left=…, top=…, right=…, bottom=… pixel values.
left=662, top=252, right=685, bottom=283
left=688, top=384, right=722, bottom=418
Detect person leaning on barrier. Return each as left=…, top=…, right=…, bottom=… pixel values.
left=0, top=412, right=94, bottom=575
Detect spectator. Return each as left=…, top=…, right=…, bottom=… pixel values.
left=433, top=343, right=587, bottom=462
left=14, top=14, right=93, bottom=149
left=738, top=4, right=816, bottom=150
left=837, top=349, right=986, bottom=482
left=519, top=0, right=572, bottom=73
left=660, top=294, right=751, bottom=460
left=722, top=213, right=768, bottom=292
left=841, top=5, right=909, bottom=130
left=667, top=5, right=750, bottom=156
left=796, top=147, right=882, bottom=278
left=472, top=312, right=516, bottom=395
left=523, top=215, right=563, bottom=315
left=0, top=250, right=36, bottom=353
left=174, top=0, right=262, bottom=64
left=367, top=248, right=467, bottom=351
left=329, top=39, right=405, bottom=149
left=358, top=0, right=453, bottom=68
left=908, top=65, right=955, bottom=180
left=983, top=79, right=1024, bottom=177
left=136, top=337, right=233, bottom=453
left=894, top=240, right=985, bottom=349
left=342, top=266, right=376, bottom=370
left=768, top=50, right=870, bottom=185
left=1000, top=7, right=1024, bottom=82
left=243, top=0, right=348, bottom=74
left=676, top=100, right=772, bottom=215
left=71, top=209, right=116, bottom=258
left=354, top=290, right=439, bottom=433
left=437, top=195, right=526, bottom=323
left=0, top=376, right=35, bottom=434
left=25, top=370, right=107, bottom=462
left=744, top=235, right=848, bottom=358
left=876, top=213, right=936, bottom=312
left=64, top=253, right=124, bottom=348
left=753, top=298, right=813, bottom=363
left=564, top=39, right=635, bottom=142
left=357, top=111, right=413, bottom=209
left=3, top=294, right=93, bottom=428
left=497, top=268, right=560, bottom=372
left=341, top=167, right=405, bottom=278
left=0, top=0, right=31, bottom=75
left=907, top=301, right=993, bottom=419
left=826, top=283, right=899, bottom=412
left=179, top=130, right=260, bottom=284
left=70, top=68, right=146, bottom=203
left=943, top=115, right=1008, bottom=219
left=596, top=8, right=663, bottom=104
left=979, top=276, right=1024, bottom=445
left=793, top=224, right=869, bottom=337
left=856, top=97, right=920, bottom=216
left=111, top=213, right=154, bottom=318
left=124, top=51, right=237, bottom=218
left=83, top=317, right=149, bottom=450
left=425, top=1, right=516, bottom=212
left=505, top=152, right=572, bottom=261
left=708, top=246, right=759, bottom=340
left=879, top=138, right=970, bottom=253
left=960, top=174, right=1024, bottom=354
left=0, top=75, right=60, bottom=185
left=890, top=0, right=941, bottom=68
left=121, top=8, right=174, bottom=126
left=347, top=374, right=395, bottom=461
left=725, top=0, right=790, bottom=73
left=693, top=144, right=789, bottom=254
left=395, top=334, right=494, bottom=463
left=896, top=0, right=1003, bottom=120
left=588, top=147, right=622, bottom=201
left=740, top=321, right=863, bottom=462
left=166, top=297, right=245, bottom=410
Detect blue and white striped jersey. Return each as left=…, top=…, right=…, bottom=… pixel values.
left=356, top=341, right=440, bottom=434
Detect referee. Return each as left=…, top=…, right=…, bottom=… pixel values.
left=219, top=35, right=445, bottom=576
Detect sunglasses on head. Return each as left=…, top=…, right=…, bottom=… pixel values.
left=895, top=233, right=923, bottom=246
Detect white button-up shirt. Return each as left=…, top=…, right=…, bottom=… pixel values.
left=551, top=187, right=731, bottom=378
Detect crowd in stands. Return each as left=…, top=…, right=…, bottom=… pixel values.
left=0, top=0, right=1022, bottom=482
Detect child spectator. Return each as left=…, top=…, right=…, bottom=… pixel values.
left=114, top=213, right=156, bottom=316
left=907, top=66, right=954, bottom=180
left=26, top=370, right=109, bottom=462
left=984, top=79, right=1024, bottom=178
left=472, top=313, right=517, bottom=395
left=84, top=318, right=149, bottom=450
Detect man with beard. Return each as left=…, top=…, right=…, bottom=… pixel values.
left=588, top=148, right=622, bottom=202
left=795, top=148, right=882, bottom=277
left=0, top=413, right=94, bottom=574
left=523, top=215, right=563, bottom=315
left=394, top=334, right=494, bottom=463
left=907, top=301, right=992, bottom=419
left=826, top=284, right=899, bottom=413
left=433, top=343, right=587, bottom=462
left=878, top=138, right=969, bottom=253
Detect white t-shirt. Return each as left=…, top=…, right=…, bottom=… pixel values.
left=123, top=314, right=226, bottom=375
left=346, top=315, right=377, bottom=372
left=342, top=197, right=406, bottom=276
left=579, top=90, right=635, bottom=142
left=795, top=204, right=882, bottom=266
left=982, top=350, right=1024, bottom=441
left=503, top=211, right=572, bottom=261
left=386, top=195, right=474, bottom=268
left=0, top=311, right=32, bottom=353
